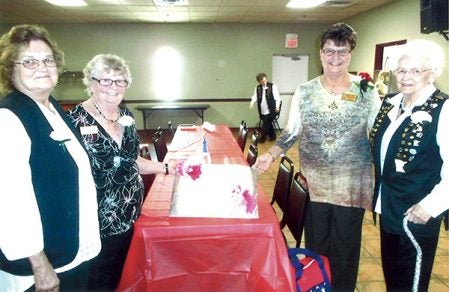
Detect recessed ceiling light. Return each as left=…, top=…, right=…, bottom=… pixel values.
left=153, top=0, right=189, bottom=6
left=286, top=0, right=327, bottom=9
left=44, top=0, right=87, bottom=7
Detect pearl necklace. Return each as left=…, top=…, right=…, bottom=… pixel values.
left=92, top=101, right=120, bottom=123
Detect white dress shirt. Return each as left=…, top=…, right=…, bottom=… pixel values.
left=250, top=83, right=281, bottom=114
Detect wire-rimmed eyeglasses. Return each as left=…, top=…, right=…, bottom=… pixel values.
left=393, top=68, right=432, bottom=78
left=321, top=48, right=351, bottom=57
left=91, top=77, right=129, bottom=87
left=14, top=57, right=57, bottom=69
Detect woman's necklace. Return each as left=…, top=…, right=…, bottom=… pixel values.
left=92, top=101, right=120, bottom=123
left=399, top=96, right=412, bottom=114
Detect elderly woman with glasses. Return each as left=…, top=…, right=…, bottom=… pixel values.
left=67, top=54, right=174, bottom=291
left=370, top=39, right=448, bottom=291
left=254, top=22, right=381, bottom=291
left=0, top=25, right=101, bottom=291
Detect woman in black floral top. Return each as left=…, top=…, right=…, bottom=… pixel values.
left=68, top=54, right=173, bottom=291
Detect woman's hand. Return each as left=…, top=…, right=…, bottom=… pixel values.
left=29, top=251, right=60, bottom=292
left=253, top=152, right=274, bottom=175
left=405, top=204, right=432, bottom=224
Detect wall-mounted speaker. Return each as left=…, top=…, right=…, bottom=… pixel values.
left=420, top=0, right=449, bottom=34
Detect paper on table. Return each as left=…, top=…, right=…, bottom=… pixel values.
left=201, top=121, right=216, bottom=132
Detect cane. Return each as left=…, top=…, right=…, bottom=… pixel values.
left=403, top=214, right=422, bottom=292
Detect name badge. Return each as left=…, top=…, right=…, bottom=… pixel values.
left=341, top=92, right=357, bottom=102
left=80, top=125, right=98, bottom=135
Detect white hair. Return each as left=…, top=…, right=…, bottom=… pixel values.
left=397, top=39, right=445, bottom=78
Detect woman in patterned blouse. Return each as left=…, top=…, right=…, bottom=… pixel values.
left=68, top=54, right=174, bottom=291
left=254, top=23, right=380, bottom=291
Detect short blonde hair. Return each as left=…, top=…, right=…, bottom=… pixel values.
left=83, top=54, right=132, bottom=96
left=397, top=39, right=445, bottom=78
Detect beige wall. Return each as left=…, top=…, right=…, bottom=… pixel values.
left=1, top=0, right=447, bottom=128
left=347, top=0, right=448, bottom=93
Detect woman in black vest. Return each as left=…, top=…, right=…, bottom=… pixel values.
left=0, top=25, right=101, bottom=291
left=249, top=72, right=281, bottom=142
left=370, top=39, right=449, bottom=291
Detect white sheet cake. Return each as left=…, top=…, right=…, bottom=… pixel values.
left=170, top=162, right=258, bottom=219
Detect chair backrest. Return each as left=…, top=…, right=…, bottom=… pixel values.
left=246, top=144, right=258, bottom=167
left=237, top=124, right=249, bottom=152
left=251, top=129, right=260, bottom=146
left=270, top=155, right=294, bottom=213
left=239, top=120, right=247, bottom=133
left=152, top=130, right=168, bottom=162
left=138, top=144, right=155, bottom=201
left=444, top=210, right=449, bottom=231
left=283, top=171, right=310, bottom=248
left=139, top=144, right=151, bottom=160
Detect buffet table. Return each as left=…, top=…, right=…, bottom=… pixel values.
left=117, top=125, right=295, bottom=292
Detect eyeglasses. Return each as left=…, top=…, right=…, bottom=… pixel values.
left=91, top=77, right=129, bottom=87
left=321, top=48, right=351, bottom=57
left=393, top=68, right=432, bottom=78
left=15, top=57, right=57, bottom=69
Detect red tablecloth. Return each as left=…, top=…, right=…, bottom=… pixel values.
left=117, top=125, right=296, bottom=292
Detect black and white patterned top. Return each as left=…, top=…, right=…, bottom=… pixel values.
left=68, top=104, right=144, bottom=238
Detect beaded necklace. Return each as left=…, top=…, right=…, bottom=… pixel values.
left=92, top=101, right=120, bottom=123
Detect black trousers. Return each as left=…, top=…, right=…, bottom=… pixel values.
left=87, top=228, right=134, bottom=291
left=259, top=113, right=276, bottom=141
left=380, top=223, right=440, bottom=292
left=304, top=201, right=365, bottom=292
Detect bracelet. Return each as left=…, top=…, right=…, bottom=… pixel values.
left=164, top=163, right=169, bottom=175
left=267, top=151, right=276, bottom=163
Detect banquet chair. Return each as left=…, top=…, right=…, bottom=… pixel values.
left=152, top=129, right=168, bottom=162
left=272, top=100, right=282, bottom=133
left=139, top=144, right=155, bottom=200
left=251, top=129, right=261, bottom=146
left=281, top=171, right=310, bottom=247
left=237, top=123, right=249, bottom=152
left=270, top=155, right=294, bottom=215
left=239, top=120, right=247, bottom=133
left=246, top=144, right=258, bottom=167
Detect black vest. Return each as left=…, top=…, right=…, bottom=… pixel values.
left=256, top=82, right=276, bottom=116
left=0, top=91, right=81, bottom=275
left=371, top=90, right=447, bottom=236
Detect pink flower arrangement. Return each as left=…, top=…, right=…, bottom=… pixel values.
left=176, top=159, right=202, bottom=181
left=232, top=185, right=257, bottom=214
